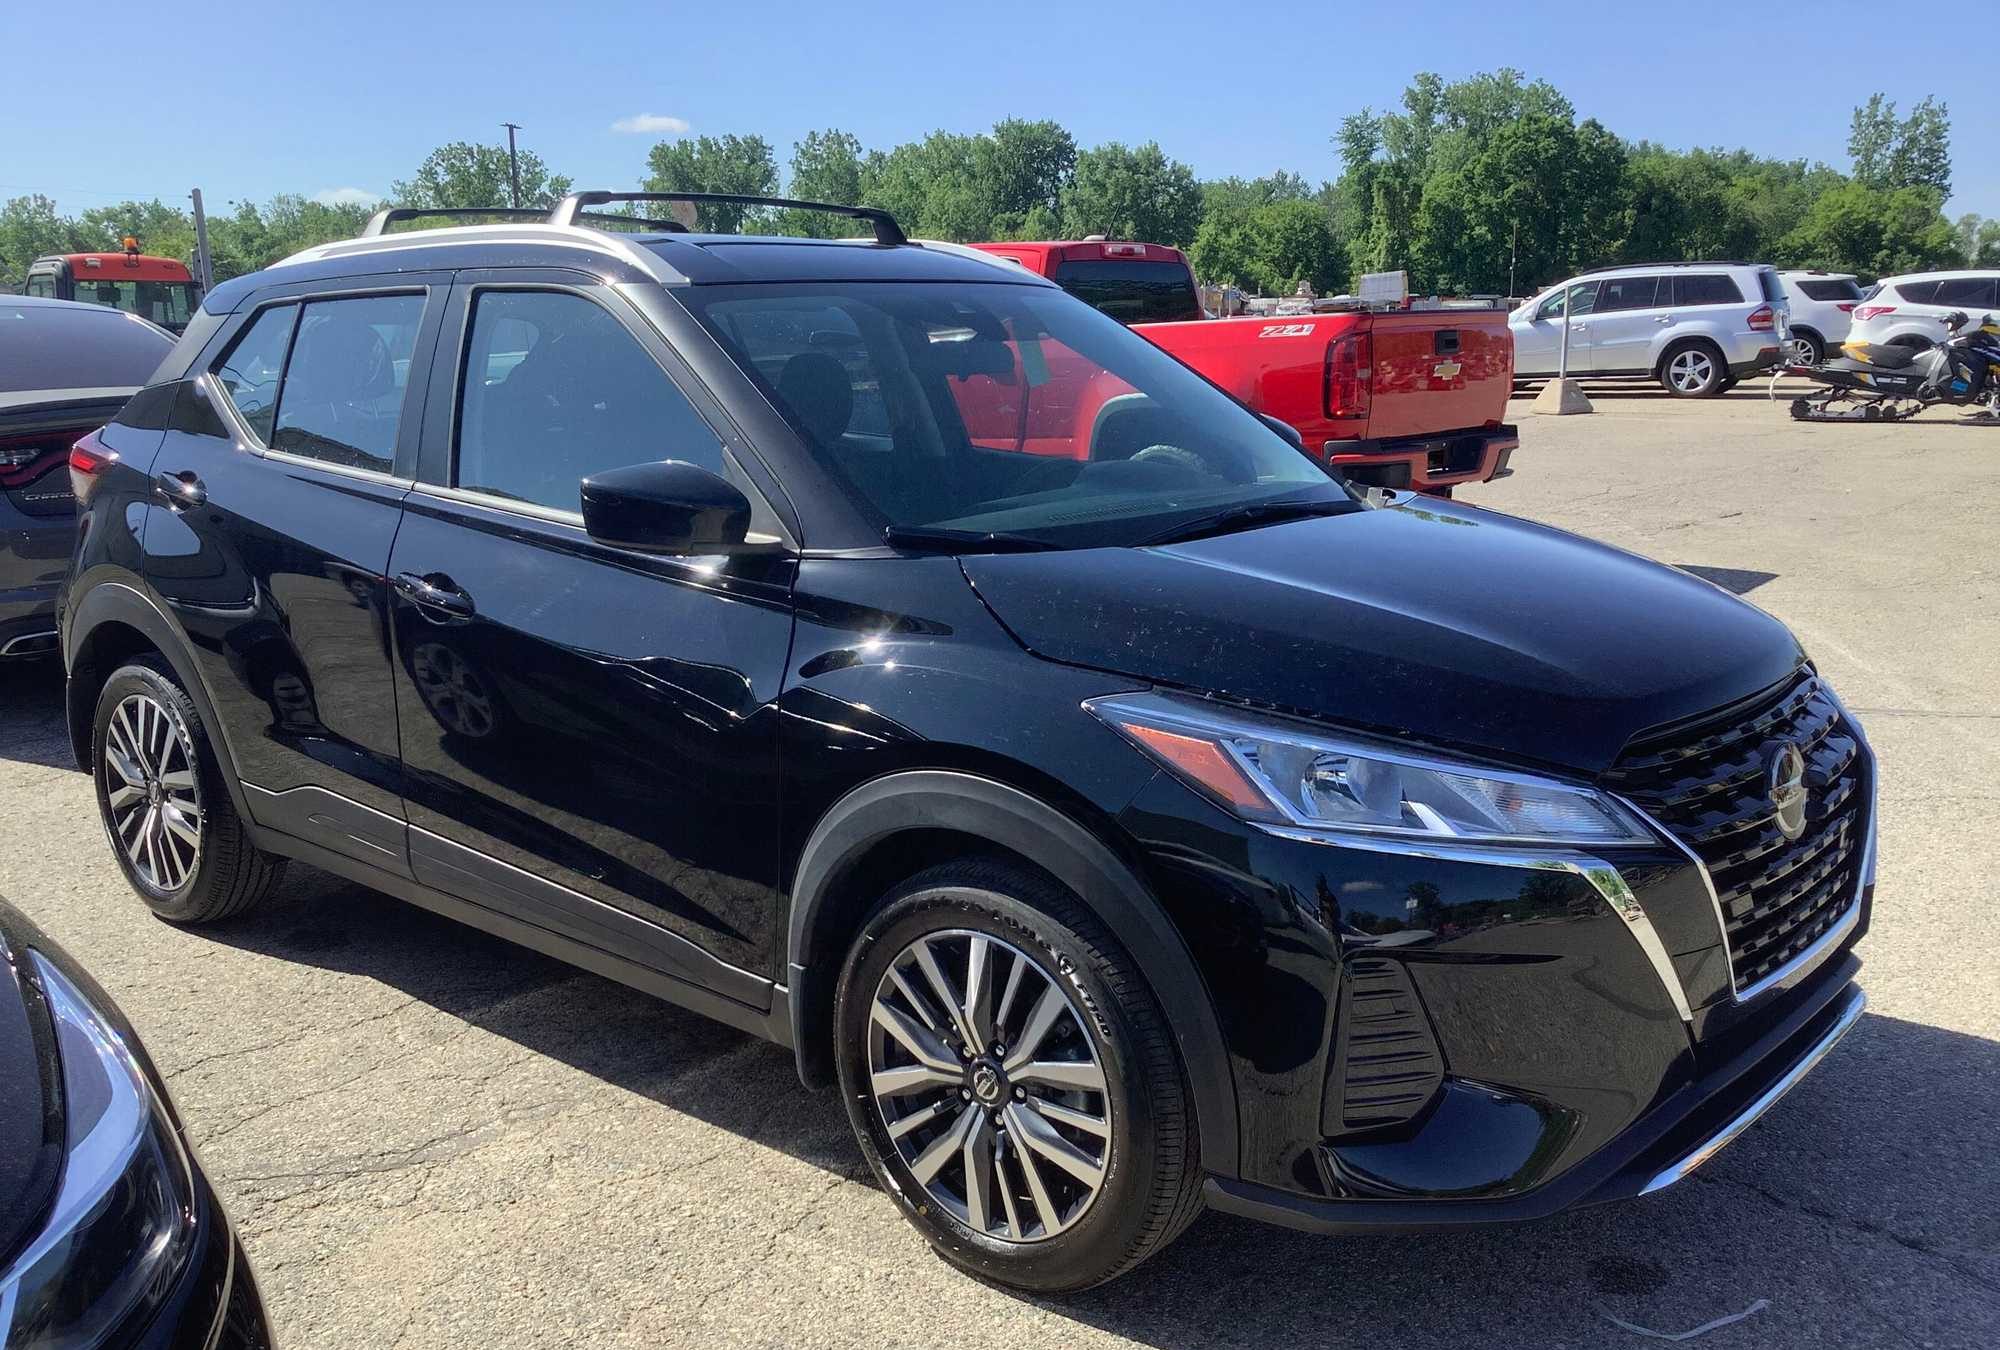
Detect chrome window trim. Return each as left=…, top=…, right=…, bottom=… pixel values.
left=1638, top=983, right=1865, bottom=1195
left=1266, top=826, right=1694, bottom=1023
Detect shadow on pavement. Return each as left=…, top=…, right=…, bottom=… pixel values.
left=0, top=658, right=76, bottom=771
left=201, top=872, right=1999, bottom=1347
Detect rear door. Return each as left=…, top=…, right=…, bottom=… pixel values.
left=1584, top=274, right=1664, bottom=374
left=144, top=277, right=445, bottom=869
left=386, top=272, right=793, bottom=1006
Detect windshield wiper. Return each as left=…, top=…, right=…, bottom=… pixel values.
left=1136, top=496, right=1361, bottom=547
left=883, top=525, right=1062, bottom=554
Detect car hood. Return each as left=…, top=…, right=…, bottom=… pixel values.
left=960, top=496, right=1803, bottom=775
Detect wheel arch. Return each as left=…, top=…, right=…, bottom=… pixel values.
left=65, top=582, right=256, bottom=825
left=785, top=768, right=1241, bottom=1176
left=1653, top=331, right=1726, bottom=375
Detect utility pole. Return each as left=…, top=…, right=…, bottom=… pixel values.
left=502, top=122, right=523, bottom=209
left=189, top=188, right=213, bottom=292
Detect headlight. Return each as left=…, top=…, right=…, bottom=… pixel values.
left=1087, top=691, right=1654, bottom=847
left=2, top=952, right=198, bottom=1349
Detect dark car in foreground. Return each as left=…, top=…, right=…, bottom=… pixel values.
left=0, top=898, right=272, bottom=1346
left=2, top=296, right=175, bottom=660
left=58, top=193, right=1874, bottom=1291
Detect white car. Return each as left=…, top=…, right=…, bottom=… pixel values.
left=1847, top=270, right=2000, bottom=353
left=1776, top=271, right=1863, bottom=365
left=1511, top=261, right=1789, bottom=396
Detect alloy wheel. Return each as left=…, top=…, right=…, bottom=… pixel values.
left=1786, top=335, right=1819, bottom=366
left=867, top=929, right=1111, bottom=1242
left=1669, top=349, right=1716, bottom=392
left=102, top=693, right=202, bottom=891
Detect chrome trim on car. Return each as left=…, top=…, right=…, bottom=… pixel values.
left=1615, top=792, right=1739, bottom=996
left=1266, top=827, right=1694, bottom=1023
left=1638, top=983, right=1866, bottom=1195
left=0, top=629, right=58, bottom=657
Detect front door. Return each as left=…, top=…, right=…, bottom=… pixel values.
left=1514, top=281, right=1596, bottom=377
left=386, top=276, right=794, bottom=1007
left=145, top=281, right=444, bottom=869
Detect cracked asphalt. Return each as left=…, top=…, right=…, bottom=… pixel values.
left=1, top=387, right=1995, bottom=1348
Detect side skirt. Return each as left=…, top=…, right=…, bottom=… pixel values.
left=246, top=820, right=795, bottom=1051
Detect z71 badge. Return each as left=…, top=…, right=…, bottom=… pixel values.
left=1257, top=323, right=1316, bottom=338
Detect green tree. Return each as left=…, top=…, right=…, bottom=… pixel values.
left=1780, top=181, right=1960, bottom=276
left=1955, top=213, right=2000, bottom=268
left=1060, top=141, right=1202, bottom=247
left=1849, top=94, right=1951, bottom=195
left=391, top=140, right=572, bottom=211
left=644, top=133, right=780, bottom=231
left=780, top=129, right=864, bottom=236
left=977, top=118, right=1076, bottom=220
left=1190, top=198, right=1346, bottom=295
left=859, top=132, right=995, bottom=239
left=0, top=195, right=86, bottom=285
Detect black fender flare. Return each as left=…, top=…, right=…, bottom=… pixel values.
left=786, top=769, right=1241, bottom=1176
left=64, top=580, right=257, bottom=827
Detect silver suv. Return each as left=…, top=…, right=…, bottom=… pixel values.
left=1512, top=261, right=1789, bottom=396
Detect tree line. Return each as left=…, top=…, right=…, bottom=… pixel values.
left=7, top=71, right=1996, bottom=299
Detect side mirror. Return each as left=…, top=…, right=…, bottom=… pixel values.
left=580, top=460, right=754, bottom=555
left=1259, top=412, right=1306, bottom=451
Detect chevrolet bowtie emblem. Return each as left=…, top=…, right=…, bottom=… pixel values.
left=1432, top=360, right=1463, bottom=379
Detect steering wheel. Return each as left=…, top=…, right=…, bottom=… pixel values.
left=1130, top=442, right=1252, bottom=483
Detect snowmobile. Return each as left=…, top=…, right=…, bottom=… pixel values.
left=1778, top=309, right=2000, bottom=422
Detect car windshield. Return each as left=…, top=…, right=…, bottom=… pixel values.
left=66, top=279, right=198, bottom=331
left=681, top=280, right=1342, bottom=548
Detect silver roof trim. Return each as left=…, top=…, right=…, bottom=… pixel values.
left=271, top=224, right=684, bottom=284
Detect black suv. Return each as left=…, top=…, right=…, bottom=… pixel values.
left=58, top=193, right=1875, bottom=1291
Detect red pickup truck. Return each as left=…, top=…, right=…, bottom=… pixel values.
left=968, top=240, right=1518, bottom=494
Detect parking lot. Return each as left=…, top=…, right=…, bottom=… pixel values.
left=1, top=386, right=1994, bottom=1349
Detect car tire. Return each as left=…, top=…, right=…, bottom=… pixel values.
left=1787, top=330, right=1824, bottom=367
left=91, top=656, right=286, bottom=924
left=833, top=857, right=1202, bottom=1292
left=1660, top=341, right=1727, bottom=397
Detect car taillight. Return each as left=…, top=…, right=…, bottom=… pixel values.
left=1835, top=302, right=1857, bottom=313
left=69, top=430, right=119, bottom=503
left=0, top=435, right=63, bottom=488
left=1853, top=305, right=1895, bottom=322
left=1747, top=304, right=1776, bottom=331
left=1324, top=333, right=1372, bottom=420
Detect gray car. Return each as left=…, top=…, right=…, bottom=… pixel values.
left=1, top=296, right=173, bottom=658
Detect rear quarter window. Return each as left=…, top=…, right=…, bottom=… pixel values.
left=1797, top=278, right=1863, bottom=302
left=1674, top=274, right=1746, bottom=307
left=1895, top=280, right=1941, bottom=305
left=1756, top=270, right=1785, bottom=303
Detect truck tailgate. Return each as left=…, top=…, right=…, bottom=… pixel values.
left=1361, top=310, right=1513, bottom=441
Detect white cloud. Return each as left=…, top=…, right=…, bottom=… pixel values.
left=611, top=113, right=690, bottom=136
left=311, top=187, right=384, bottom=207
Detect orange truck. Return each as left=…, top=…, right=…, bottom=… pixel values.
left=968, top=240, right=1517, bottom=494
left=21, top=239, right=201, bottom=334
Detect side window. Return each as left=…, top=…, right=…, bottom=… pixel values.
left=212, top=303, right=298, bottom=443
left=1895, top=280, right=1940, bottom=305
left=271, top=294, right=425, bottom=473
left=1535, top=281, right=1597, bottom=320
left=1596, top=276, right=1659, bottom=312
left=25, top=274, right=56, bottom=299
left=456, top=290, right=725, bottom=513
left=1675, top=275, right=1745, bottom=306
left=1932, top=277, right=1998, bottom=308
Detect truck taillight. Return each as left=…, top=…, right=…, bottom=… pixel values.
left=1853, top=304, right=1895, bottom=322
left=1324, top=333, right=1372, bottom=420
left=68, top=430, right=119, bottom=503
left=1747, top=304, right=1776, bottom=331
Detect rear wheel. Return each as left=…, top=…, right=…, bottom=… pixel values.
left=91, top=657, right=286, bottom=924
left=834, top=858, right=1201, bottom=1291
left=1787, top=331, right=1824, bottom=367
left=1661, top=341, right=1726, bottom=397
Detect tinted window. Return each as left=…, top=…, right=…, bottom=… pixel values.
left=1535, top=281, right=1598, bottom=320
left=686, top=281, right=1333, bottom=548
left=1757, top=270, right=1785, bottom=303
left=272, top=294, right=425, bottom=473
left=1932, top=277, right=1998, bottom=308
left=1895, top=280, right=1941, bottom=305
left=1051, top=260, right=1201, bottom=324
left=0, top=303, right=175, bottom=395
left=1797, top=278, right=1863, bottom=303
left=1674, top=274, right=1745, bottom=306
left=212, top=304, right=297, bottom=443
left=1595, top=276, right=1659, bottom=312
left=456, top=290, right=724, bottom=513
left=24, top=275, right=57, bottom=299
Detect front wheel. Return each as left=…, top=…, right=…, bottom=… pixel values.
left=834, top=859, right=1202, bottom=1291
left=1661, top=342, right=1726, bottom=397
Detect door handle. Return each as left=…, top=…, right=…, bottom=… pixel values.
left=154, top=471, right=206, bottom=510
left=1656, top=316, right=1674, bottom=324
left=1570, top=324, right=1587, bottom=333
left=394, top=572, right=475, bottom=619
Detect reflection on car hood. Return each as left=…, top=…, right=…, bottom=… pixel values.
left=960, top=495, right=1803, bottom=774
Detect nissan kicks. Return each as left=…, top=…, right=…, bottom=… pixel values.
left=58, top=193, right=1874, bottom=1291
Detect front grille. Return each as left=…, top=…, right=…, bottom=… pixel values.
left=1602, top=671, right=1868, bottom=992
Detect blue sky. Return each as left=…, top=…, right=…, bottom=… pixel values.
left=4, top=1, right=1989, bottom=221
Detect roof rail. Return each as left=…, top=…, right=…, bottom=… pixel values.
left=551, top=192, right=908, bottom=245
left=360, top=206, right=550, bottom=238
left=1571, top=259, right=1759, bottom=277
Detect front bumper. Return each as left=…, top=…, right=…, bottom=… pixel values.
left=1325, top=424, right=1518, bottom=494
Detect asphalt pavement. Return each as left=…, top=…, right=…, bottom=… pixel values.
left=0, top=385, right=1994, bottom=1348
